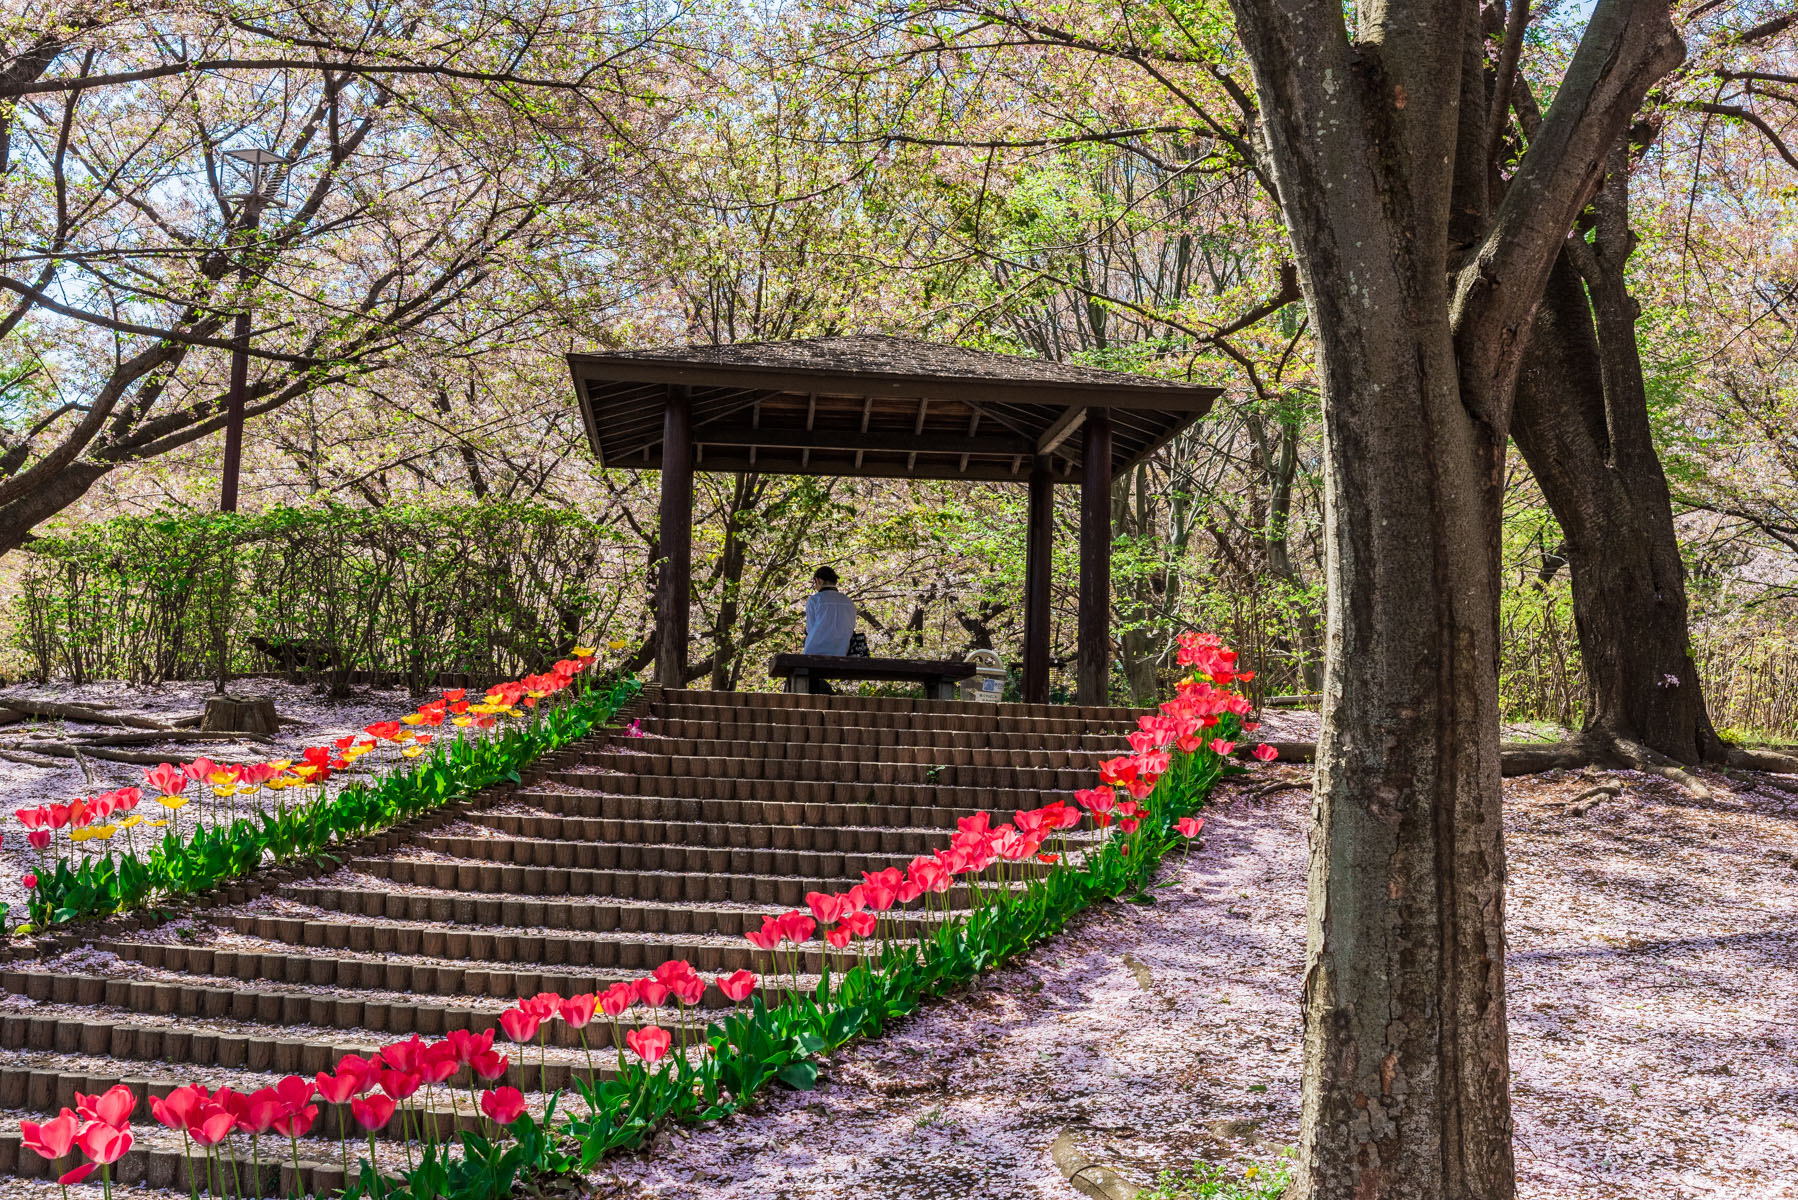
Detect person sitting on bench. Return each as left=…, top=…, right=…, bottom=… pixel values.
left=802, top=566, right=857, bottom=693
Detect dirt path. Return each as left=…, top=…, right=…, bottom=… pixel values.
left=592, top=763, right=1798, bottom=1200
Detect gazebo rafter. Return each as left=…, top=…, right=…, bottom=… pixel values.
left=566, top=334, right=1220, bottom=703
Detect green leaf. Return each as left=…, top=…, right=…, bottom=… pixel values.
left=776, top=1061, right=818, bottom=1091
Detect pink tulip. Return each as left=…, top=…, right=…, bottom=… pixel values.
left=1252, top=743, right=1278, bottom=763
left=498, top=1007, right=541, bottom=1043
left=1175, top=816, right=1205, bottom=839
left=480, top=1086, right=527, bottom=1125
left=20, top=1111, right=79, bottom=1161
left=1208, top=738, right=1236, bottom=757
left=716, top=970, right=757, bottom=1003
left=625, top=1025, right=670, bottom=1065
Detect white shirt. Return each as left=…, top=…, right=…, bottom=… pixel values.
left=804, top=587, right=857, bottom=655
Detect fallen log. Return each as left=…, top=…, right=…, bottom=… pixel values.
left=0, top=698, right=175, bottom=731
left=16, top=743, right=255, bottom=767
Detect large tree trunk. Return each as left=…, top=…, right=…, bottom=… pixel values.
left=1512, top=143, right=1722, bottom=765
left=1224, top=3, right=1682, bottom=1197
left=1298, top=269, right=1515, bottom=1200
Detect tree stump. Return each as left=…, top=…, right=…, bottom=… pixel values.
left=200, top=695, right=279, bottom=735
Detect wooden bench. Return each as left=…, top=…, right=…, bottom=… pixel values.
left=768, top=654, right=979, bottom=700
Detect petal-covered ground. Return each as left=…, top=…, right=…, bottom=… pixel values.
left=592, top=761, right=1798, bottom=1200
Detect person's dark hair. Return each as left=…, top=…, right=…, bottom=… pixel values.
left=812, top=566, right=839, bottom=586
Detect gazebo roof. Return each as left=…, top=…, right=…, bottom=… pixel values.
left=566, top=334, right=1221, bottom=483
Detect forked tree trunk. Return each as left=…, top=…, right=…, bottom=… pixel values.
left=1512, top=147, right=1722, bottom=765
left=1223, top=3, right=1684, bottom=1197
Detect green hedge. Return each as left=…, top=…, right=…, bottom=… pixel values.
left=13, top=505, right=633, bottom=689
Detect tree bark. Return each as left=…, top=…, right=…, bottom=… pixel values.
left=1512, top=146, right=1723, bottom=765
left=1222, top=3, right=1683, bottom=1197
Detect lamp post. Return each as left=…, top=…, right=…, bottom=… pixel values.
left=218, top=146, right=288, bottom=513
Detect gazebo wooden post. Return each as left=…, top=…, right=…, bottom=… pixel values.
left=656, top=385, right=693, bottom=688
left=1078, top=408, right=1112, bottom=706
left=1023, top=455, right=1053, bottom=704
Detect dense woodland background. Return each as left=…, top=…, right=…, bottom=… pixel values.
left=2, top=0, right=1795, bottom=737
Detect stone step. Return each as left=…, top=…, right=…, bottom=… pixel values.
left=281, top=884, right=938, bottom=938
left=543, top=766, right=1071, bottom=810
left=646, top=717, right=1127, bottom=749
left=356, top=856, right=986, bottom=907
left=601, top=736, right=1105, bottom=767
left=518, top=787, right=989, bottom=830
left=225, top=913, right=891, bottom=976
left=411, top=833, right=1028, bottom=879
left=577, top=749, right=1092, bottom=789
left=469, top=809, right=1059, bottom=856
left=657, top=687, right=1141, bottom=724
left=100, top=937, right=760, bottom=1013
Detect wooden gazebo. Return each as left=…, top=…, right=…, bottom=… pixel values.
left=567, top=335, right=1219, bottom=704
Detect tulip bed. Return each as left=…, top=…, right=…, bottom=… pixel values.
left=11, top=653, right=641, bottom=933
left=15, top=631, right=1275, bottom=1198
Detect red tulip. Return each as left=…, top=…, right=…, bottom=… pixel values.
left=350, top=1093, right=397, bottom=1132
left=379, top=1068, right=422, bottom=1101
left=314, top=1070, right=361, bottom=1106
left=471, top=1050, right=510, bottom=1082
left=271, top=1104, right=318, bottom=1139
left=334, top=1053, right=383, bottom=1093
left=275, top=1075, right=315, bottom=1114
left=774, top=911, right=816, bottom=944
left=1252, top=743, right=1278, bottom=763
left=670, top=974, right=705, bottom=1007
left=558, top=993, right=598, bottom=1029
left=825, top=924, right=852, bottom=949
left=190, top=1107, right=236, bottom=1148
left=149, top=1086, right=203, bottom=1132
left=382, top=1036, right=427, bottom=1075
left=479, top=1086, right=527, bottom=1126
left=597, top=982, right=634, bottom=1018
left=21, top=872, right=36, bottom=889
left=76, top=1084, right=137, bottom=1129
left=843, top=911, right=876, bottom=938
left=418, top=1043, right=460, bottom=1084
left=635, top=978, right=671, bottom=1008
left=1175, top=816, right=1205, bottom=839
left=745, top=918, right=782, bottom=951
left=498, top=1007, right=541, bottom=1043
left=59, top=1163, right=97, bottom=1186
left=652, top=959, right=699, bottom=989
left=26, top=829, right=50, bottom=850
left=624, top=1025, right=670, bottom=1065
left=521, top=991, right=561, bottom=1020
left=239, top=1086, right=284, bottom=1137
left=443, top=1027, right=494, bottom=1066
left=716, top=970, right=757, bottom=1003
left=1208, top=738, right=1236, bottom=757
left=20, top=1111, right=79, bottom=1160
left=805, top=891, right=848, bottom=925
left=143, top=762, right=187, bottom=797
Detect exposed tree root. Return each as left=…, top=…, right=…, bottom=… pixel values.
left=1247, top=733, right=1796, bottom=797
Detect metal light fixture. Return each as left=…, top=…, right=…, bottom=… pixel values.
left=222, top=145, right=290, bottom=208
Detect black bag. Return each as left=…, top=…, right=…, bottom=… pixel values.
left=846, top=632, right=870, bottom=658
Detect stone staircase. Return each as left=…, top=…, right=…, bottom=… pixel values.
left=0, top=686, right=1137, bottom=1195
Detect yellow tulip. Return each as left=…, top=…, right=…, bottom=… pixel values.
left=208, top=770, right=235, bottom=786
left=70, top=828, right=93, bottom=842
left=453, top=716, right=474, bottom=727
left=119, top=815, right=143, bottom=829
left=211, top=785, right=237, bottom=797
left=147, top=819, right=168, bottom=827
left=605, top=641, right=627, bottom=652
left=266, top=759, right=292, bottom=770
left=401, top=713, right=424, bottom=725
left=291, top=765, right=319, bottom=780
left=403, top=746, right=426, bottom=758
left=158, top=796, right=189, bottom=811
